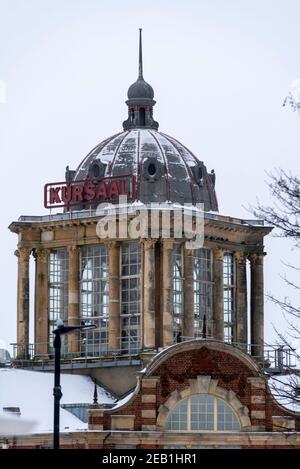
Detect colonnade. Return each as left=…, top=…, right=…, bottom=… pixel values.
left=15, top=242, right=264, bottom=359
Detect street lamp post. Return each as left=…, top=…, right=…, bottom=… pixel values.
left=52, top=319, right=96, bottom=450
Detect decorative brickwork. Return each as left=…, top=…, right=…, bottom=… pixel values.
left=86, top=340, right=300, bottom=448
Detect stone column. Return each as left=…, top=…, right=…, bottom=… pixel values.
left=68, top=245, right=80, bottom=353
left=15, top=247, right=31, bottom=358
left=183, top=247, right=194, bottom=339
left=162, top=239, right=174, bottom=347
left=34, top=248, right=49, bottom=357
left=142, top=239, right=156, bottom=349
left=108, top=241, right=120, bottom=352
left=235, top=251, right=248, bottom=349
left=249, top=253, right=264, bottom=359
left=213, top=247, right=224, bottom=341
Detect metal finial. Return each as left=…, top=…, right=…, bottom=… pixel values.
left=93, top=379, right=98, bottom=405
left=138, top=28, right=143, bottom=79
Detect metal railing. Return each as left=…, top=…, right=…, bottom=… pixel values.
left=11, top=336, right=143, bottom=363
left=10, top=336, right=297, bottom=372
left=180, top=336, right=297, bottom=371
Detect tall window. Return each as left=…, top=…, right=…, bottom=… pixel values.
left=193, top=248, right=213, bottom=337
left=80, top=245, right=109, bottom=355
left=165, top=395, right=240, bottom=431
left=49, top=249, right=68, bottom=351
left=223, top=253, right=235, bottom=343
left=139, top=107, right=146, bottom=126
left=173, top=243, right=184, bottom=342
left=120, top=241, right=141, bottom=353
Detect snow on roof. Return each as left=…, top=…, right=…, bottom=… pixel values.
left=0, top=368, right=115, bottom=435
left=269, top=373, right=300, bottom=413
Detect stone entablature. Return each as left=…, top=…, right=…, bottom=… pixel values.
left=9, top=211, right=271, bottom=251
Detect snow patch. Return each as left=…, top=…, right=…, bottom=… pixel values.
left=0, top=368, right=115, bottom=435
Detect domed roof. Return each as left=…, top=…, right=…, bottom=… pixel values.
left=127, top=77, right=154, bottom=100
left=65, top=31, right=218, bottom=212
left=73, top=129, right=218, bottom=211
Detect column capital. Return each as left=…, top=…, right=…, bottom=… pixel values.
left=213, top=247, right=224, bottom=261
left=67, top=244, right=79, bottom=254
left=235, top=251, right=247, bottom=264
left=15, top=247, right=31, bottom=261
left=183, top=242, right=196, bottom=256
left=106, top=240, right=120, bottom=250
left=33, top=248, right=48, bottom=263
left=141, top=238, right=157, bottom=249
left=184, top=248, right=195, bottom=257
left=248, top=252, right=264, bottom=266
left=162, top=238, right=174, bottom=250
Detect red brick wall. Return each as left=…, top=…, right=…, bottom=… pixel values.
left=91, top=345, right=300, bottom=439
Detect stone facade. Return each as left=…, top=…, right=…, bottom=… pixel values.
left=9, top=212, right=271, bottom=368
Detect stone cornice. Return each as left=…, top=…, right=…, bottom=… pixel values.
left=6, top=430, right=300, bottom=448
left=9, top=212, right=273, bottom=236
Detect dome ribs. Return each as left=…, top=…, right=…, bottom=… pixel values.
left=160, top=133, right=196, bottom=206
left=72, top=129, right=218, bottom=211
left=109, top=131, right=130, bottom=177
left=148, top=130, right=171, bottom=202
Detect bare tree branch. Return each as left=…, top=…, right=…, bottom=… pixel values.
left=251, top=169, right=300, bottom=406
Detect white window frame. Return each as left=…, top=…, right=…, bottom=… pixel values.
left=165, top=394, right=241, bottom=432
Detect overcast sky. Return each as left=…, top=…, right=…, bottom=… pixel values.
left=0, top=0, right=300, bottom=353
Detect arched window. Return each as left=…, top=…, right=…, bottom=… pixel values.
left=165, top=394, right=241, bottom=431
left=139, top=107, right=146, bottom=126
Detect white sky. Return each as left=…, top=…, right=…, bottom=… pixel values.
left=0, top=0, right=300, bottom=352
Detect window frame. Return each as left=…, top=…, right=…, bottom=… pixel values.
left=165, top=394, right=241, bottom=432
left=193, top=248, right=213, bottom=337
left=120, top=241, right=142, bottom=353
left=172, top=242, right=184, bottom=342
left=79, top=244, right=109, bottom=356
left=48, top=248, right=69, bottom=352
left=223, top=252, right=236, bottom=343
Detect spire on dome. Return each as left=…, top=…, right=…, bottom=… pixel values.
left=138, top=28, right=143, bottom=79
left=123, top=29, right=159, bottom=130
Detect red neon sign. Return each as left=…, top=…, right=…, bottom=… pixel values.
left=44, top=175, right=137, bottom=209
